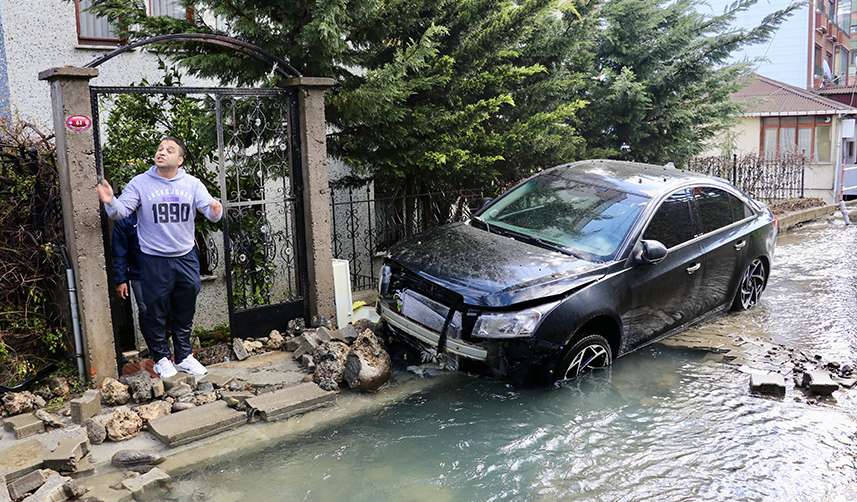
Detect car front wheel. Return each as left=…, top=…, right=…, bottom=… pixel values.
left=732, top=258, right=767, bottom=311
left=552, top=334, right=613, bottom=383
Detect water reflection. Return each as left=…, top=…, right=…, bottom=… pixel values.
left=176, top=222, right=857, bottom=501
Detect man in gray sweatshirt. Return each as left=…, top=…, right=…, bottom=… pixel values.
left=97, top=137, right=222, bottom=378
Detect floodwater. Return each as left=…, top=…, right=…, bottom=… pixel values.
left=174, top=219, right=857, bottom=502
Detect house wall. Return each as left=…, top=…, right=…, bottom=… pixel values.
left=702, top=0, right=811, bottom=89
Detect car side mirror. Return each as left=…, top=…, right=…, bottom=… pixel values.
left=634, top=239, right=668, bottom=265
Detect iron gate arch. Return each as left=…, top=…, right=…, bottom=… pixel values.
left=90, top=84, right=308, bottom=341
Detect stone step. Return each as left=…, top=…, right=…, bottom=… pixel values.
left=147, top=401, right=247, bottom=447
left=245, top=382, right=336, bottom=422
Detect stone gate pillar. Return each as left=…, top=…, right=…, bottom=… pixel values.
left=39, top=67, right=117, bottom=383
left=284, top=77, right=337, bottom=324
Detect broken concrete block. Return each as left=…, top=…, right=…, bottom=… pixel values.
left=3, top=413, right=45, bottom=439
left=0, top=474, right=10, bottom=502
left=198, top=372, right=234, bottom=390
left=151, top=379, right=165, bottom=398
left=21, top=473, right=84, bottom=502
left=0, top=439, right=47, bottom=482
left=121, top=466, right=170, bottom=499
left=42, top=437, right=90, bottom=473
left=315, top=326, right=334, bottom=342
left=802, top=371, right=839, bottom=396
left=162, top=373, right=195, bottom=392
left=283, top=336, right=300, bottom=352
left=232, top=337, right=249, bottom=361
left=7, top=469, right=52, bottom=501
left=245, top=382, right=336, bottom=422
left=69, top=389, right=101, bottom=424
left=148, top=401, right=246, bottom=446
left=833, top=375, right=857, bottom=388
left=749, top=372, right=786, bottom=397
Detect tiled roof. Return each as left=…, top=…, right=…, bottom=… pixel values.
left=732, top=73, right=857, bottom=116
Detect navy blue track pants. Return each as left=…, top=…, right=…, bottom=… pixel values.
left=139, top=250, right=200, bottom=363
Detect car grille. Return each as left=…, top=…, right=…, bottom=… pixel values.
left=399, top=289, right=462, bottom=339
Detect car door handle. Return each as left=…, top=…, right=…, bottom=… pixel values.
left=734, top=240, right=747, bottom=250
left=686, top=262, right=701, bottom=275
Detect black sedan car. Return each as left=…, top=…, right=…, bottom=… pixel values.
left=377, top=160, right=777, bottom=385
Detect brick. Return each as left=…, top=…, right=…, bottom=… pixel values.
left=0, top=439, right=47, bottom=481
left=749, top=372, right=786, bottom=397
left=3, top=413, right=45, bottom=439
left=245, top=382, right=335, bottom=422
left=148, top=401, right=246, bottom=446
left=69, top=390, right=101, bottom=424
left=7, top=470, right=52, bottom=501
left=802, top=370, right=839, bottom=396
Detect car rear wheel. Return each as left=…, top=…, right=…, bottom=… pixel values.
left=552, top=334, right=612, bottom=383
left=731, top=258, right=767, bottom=311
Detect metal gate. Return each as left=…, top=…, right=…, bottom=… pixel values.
left=90, top=85, right=307, bottom=340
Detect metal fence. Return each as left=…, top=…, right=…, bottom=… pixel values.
left=682, top=152, right=807, bottom=201
left=330, top=184, right=491, bottom=291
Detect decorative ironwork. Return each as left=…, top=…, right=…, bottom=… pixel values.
left=683, top=152, right=807, bottom=201
left=330, top=185, right=490, bottom=291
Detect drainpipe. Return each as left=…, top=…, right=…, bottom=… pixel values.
left=61, top=245, right=85, bottom=379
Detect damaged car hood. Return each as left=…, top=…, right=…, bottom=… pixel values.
left=387, top=223, right=607, bottom=307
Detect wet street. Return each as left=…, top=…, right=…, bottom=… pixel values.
left=175, top=217, right=857, bottom=502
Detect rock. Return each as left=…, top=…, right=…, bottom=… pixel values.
left=265, top=330, right=285, bottom=350
left=3, top=391, right=38, bottom=415
left=136, top=401, right=172, bottom=424
left=152, top=379, right=165, bottom=399
left=83, top=418, right=106, bottom=445
left=353, top=318, right=379, bottom=336
left=301, top=373, right=315, bottom=383
left=344, top=329, right=392, bottom=392
left=120, top=371, right=154, bottom=403
left=196, top=381, right=215, bottom=394
left=33, top=395, right=46, bottom=408
left=233, top=338, right=250, bottom=361
left=34, top=409, right=65, bottom=429
left=105, top=408, right=143, bottom=441
left=283, top=336, right=300, bottom=352
left=195, top=343, right=232, bottom=366
left=243, top=340, right=264, bottom=353
left=312, top=341, right=351, bottom=392
left=287, top=318, right=305, bottom=335
left=193, top=392, right=218, bottom=406
left=111, top=450, right=165, bottom=469
left=100, top=377, right=131, bottom=406
left=166, top=382, right=194, bottom=399
left=172, top=401, right=196, bottom=412
left=46, top=377, right=71, bottom=398
left=311, top=315, right=333, bottom=330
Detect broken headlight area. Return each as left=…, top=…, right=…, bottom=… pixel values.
left=472, top=302, right=559, bottom=339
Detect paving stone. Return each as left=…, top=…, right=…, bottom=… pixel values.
left=0, top=439, right=47, bottom=481
left=42, top=437, right=90, bottom=474
left=69, top=390, right=101, bottom=424
left=802, top=370, right=839, bottom=396
left=245, top=382, right=336, bottom=422
left=120, top=467, right=170, bottom=499
left=749, top=372, right=786, bottom=397
left=7, top=469, right=52, bottom=501
left=147, top=401, right=247, bottom=447
left=232, top=338, right=249, bottom=361
left=0, top=474, right=9, bottom=502
left=3, top=413, right=45, bottom=439
left=833, top=375, right=857, bottom=388
left=197, top=371, right=234, bottom=389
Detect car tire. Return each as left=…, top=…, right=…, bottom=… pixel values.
left=731, top=258, right=767, bottom=311
left=552, top=333, right=613, bottom=383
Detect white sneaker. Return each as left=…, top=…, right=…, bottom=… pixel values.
left=153, top=357, right=177, bottom=378
left=176, top=354, right=208, bottom=376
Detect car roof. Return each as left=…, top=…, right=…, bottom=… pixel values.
left=541, top=159, right=722, bottom=198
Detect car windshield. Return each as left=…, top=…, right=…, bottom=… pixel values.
left=476, top=174, right=648, bottom=261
